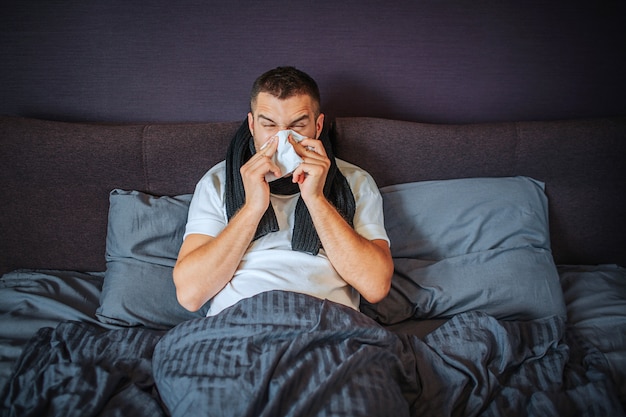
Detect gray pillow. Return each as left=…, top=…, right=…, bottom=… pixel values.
left=97, top=189, right=208, bottom=329
left=361, top=176, right=566, bottom=323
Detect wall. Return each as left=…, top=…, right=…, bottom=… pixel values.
left=1, top=0, right=625, bottom=124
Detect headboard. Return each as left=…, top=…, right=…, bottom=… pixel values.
left=1, top=115, right=625, bottom=276
left=332, top=117, right=626, bottom=266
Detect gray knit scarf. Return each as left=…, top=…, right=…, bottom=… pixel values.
left=225, top=120, right=355, bottom=255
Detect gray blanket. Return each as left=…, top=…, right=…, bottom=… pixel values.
left=1, top=291, right=623, bottom=416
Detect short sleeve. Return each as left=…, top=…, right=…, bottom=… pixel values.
left=184, top=161, right=228, bottom=240
left=338, top=159, right=390, bottom=245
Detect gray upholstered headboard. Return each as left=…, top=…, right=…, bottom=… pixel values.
left=332, top=117, right=626, bottom=267
left=1, top=116, right=625, bottom=275
left=0, top=117, right=238, bottom=275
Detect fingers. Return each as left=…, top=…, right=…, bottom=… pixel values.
left=289, top=136, right=327, bottom=159
left=290, top=136, right=330, bottom=176
left=288, top=136, right=330, bottom=192
left=242, top=136, right=281, bottom=181
left=258, top=135, right=278, bottom=157
left=258, top=135, right=277, bottom=154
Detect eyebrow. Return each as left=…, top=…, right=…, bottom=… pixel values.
left=257, top=114, right=310, bottom=126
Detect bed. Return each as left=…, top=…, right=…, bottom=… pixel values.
left=1, top=115, right=625, bottom=416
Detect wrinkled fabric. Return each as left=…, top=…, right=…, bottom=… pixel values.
left=2, top=291, right=624, bottom=417
left=1, top=323, right=165, bottom=417
left=264, top=129, right=305, bottom=182
left=153, top=291, right=624, bottom=417
left=154, top=291, right=418, bottom=417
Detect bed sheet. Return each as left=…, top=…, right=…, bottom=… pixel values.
left=559, top=264, right=626, bottom=408
left=0, top=269, right=107, bottom=386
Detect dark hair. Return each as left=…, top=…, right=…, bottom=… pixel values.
left=250, top=66, right=321, bottom=115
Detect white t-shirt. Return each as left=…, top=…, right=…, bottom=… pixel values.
left=184, top=158, right=389, bottom=316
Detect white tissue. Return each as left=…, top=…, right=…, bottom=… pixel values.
left=264, top=130, right=305, bottom=182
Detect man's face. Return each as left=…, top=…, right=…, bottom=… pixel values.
left=248, top=92, right=324, bottom=150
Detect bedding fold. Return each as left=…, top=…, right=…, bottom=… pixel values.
left=1, top=290, right=623, bottom=417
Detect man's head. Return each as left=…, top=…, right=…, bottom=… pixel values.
left=250, top=66, right=321, bottom=116
left=248, top=67, right=324, bottom=148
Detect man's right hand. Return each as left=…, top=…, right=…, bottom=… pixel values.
left=239, top=136, right=281, bottom=218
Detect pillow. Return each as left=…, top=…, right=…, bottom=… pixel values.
left=360, top=176, right=566, bottom=323
left=97, top=189, right=208, bottom=329
left=559, top=264, right=626, bottom=406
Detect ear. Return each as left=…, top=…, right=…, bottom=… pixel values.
left=247, top=112, right=254, bottom=137
left=315, top=113, right=325, bottom=139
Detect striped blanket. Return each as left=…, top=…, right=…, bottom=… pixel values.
left=2, top=291, right=623, bottom=416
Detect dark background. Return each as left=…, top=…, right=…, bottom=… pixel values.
left=1, top=0, right=625, bottom=124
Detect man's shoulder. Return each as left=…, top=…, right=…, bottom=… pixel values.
left=335, top=158, right=380, bottom=192
left=336, top=158, right=372, bottom=180
left=336, top=157, right=363, bottom=172
left=198, top=160, right=227, bottom=183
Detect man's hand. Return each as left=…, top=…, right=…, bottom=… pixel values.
left=289, top=135, right=330, bottom=203
left=239, top=136, right=281, bottom=216
left=288, top=134, right=393, bottom=303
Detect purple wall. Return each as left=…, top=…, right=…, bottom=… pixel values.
left=1, top=0, right=625, bottom=124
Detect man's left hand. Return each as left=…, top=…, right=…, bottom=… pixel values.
left=289, top=135, right=330, bottom=202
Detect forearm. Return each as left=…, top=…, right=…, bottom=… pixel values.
left=173, top=206, right=261, bottom=311
left=174, top=135, right=280, bottom=312
left=305, top=196, right=393, bottom=303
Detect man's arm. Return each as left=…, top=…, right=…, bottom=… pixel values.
left=290, top=137, right=394, bottom=303
left=306, top=197, right=393, bottom=303
left=173, top=137, right=281, bottom=311
left=172, top=207, right=262, bottom=311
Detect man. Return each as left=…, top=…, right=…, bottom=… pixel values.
left=173, top=66, right=393, bottom=316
